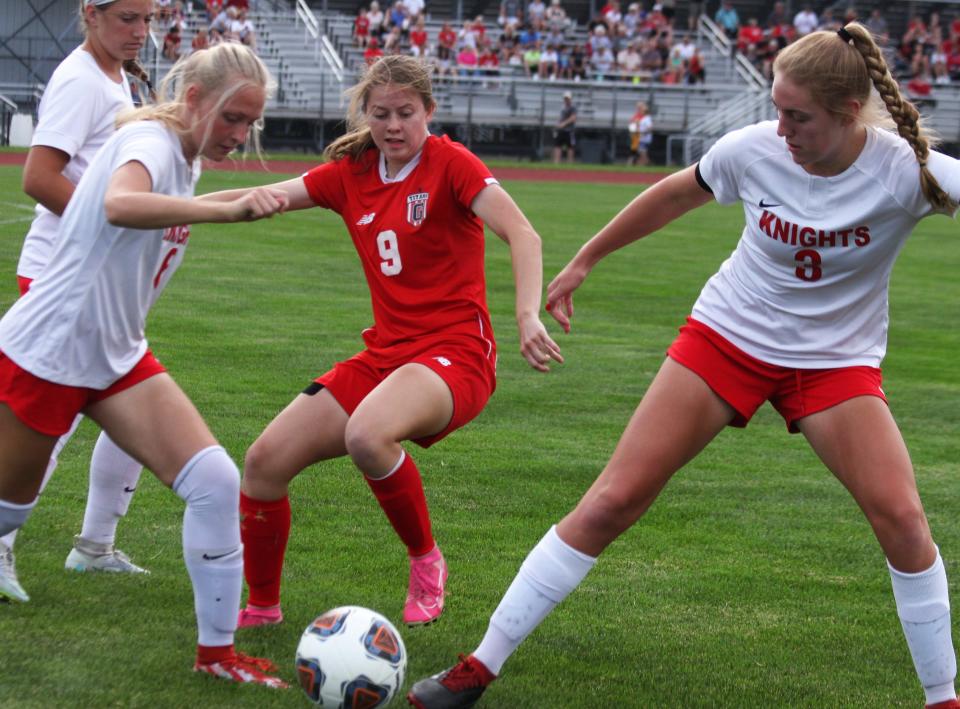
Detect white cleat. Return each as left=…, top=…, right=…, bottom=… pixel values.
left=0, top=541, right=29, bottom=602
left=64, top=535, right=149, bottom=574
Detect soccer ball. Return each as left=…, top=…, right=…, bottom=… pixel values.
left=295, top=605, right=406, bottom=708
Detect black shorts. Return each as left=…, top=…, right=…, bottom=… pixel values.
left=554, top=129, right=575, bottom=148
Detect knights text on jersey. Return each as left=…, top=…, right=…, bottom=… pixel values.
left=693, top=121, right=960, bottom=368
left=0, top=121, right=199, bottom=389
left=302, top=135, right=499, bottom=365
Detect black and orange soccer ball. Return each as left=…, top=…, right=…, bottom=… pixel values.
left=296, top=605, right=407, bottom=708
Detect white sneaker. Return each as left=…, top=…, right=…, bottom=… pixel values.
left=0, top=541, right=29, bottom=602
left=64, top=536, right=149, bottom=574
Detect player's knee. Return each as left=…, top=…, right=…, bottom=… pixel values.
left=174, top=446, right=240, bottom=513
left=343, top=416, right=388, bottom=472
left=874, top=498, right=929, bottom=545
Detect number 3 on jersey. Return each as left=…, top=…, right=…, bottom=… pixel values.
left=377, top=229, right=402, bottom=276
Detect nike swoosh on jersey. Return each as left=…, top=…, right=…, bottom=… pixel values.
left=759, top=199, right=782, bottom=208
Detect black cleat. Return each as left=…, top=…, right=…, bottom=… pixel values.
left=407, top=654, right=496, bottom=708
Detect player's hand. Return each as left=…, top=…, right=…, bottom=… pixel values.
left=226, top=187, right=289, bottom=222
left=545, top=261, right=589, bottom=334
left=518, top=313, right=563, bottom=373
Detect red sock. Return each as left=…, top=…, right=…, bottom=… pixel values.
left=239, top=492, right=290, bottom=608
left=196, top=643, right=235, bottom=665
left=365, top=452, right=434, bottom=557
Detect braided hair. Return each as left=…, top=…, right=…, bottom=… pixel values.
left=774, top=22, right=956, bottom=212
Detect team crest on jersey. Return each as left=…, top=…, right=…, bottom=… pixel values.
left=406, top=192, right=429, bottom=227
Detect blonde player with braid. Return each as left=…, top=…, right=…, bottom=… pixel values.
left=409, top=22, right=960, bottom=709
left=0, top=41, right=288, bottom=685
left=0, top=0, right=159, bottom=604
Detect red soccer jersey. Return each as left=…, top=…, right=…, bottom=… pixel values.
left=302, top=135, right=498, bottom=367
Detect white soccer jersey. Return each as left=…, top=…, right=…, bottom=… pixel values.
left=694, top=120, right=960, bottom=368
left=18, top=46, right=134, bottom=279
left=0, top=121, right=199, bottom=389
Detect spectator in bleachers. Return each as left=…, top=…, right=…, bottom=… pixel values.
left=714, top=0, right=739, bottom=40
left=647, top=3, right=668, bottom=31
left=622, top=3, right=642, bottom=38
left=499, top=0, right=523, bottom=28
left=409, top=16, right=428, bottom=56
left=736, top=17, right=763, bottom=54
left=163, top=24, right=181, bottom=62
left=757, top=37, right=780, bottom=79
left=639, top=36, right=663, bottom=78
left=522, top=39, right=542, bottom=76
left=504, top=45, right=525, bottom=72
left=944, top=33, right=960, bottom=80
left=478, top=39, right=501, bottom=77
left=617, top=40, right=641, bottom=80
left=472, top=16, right=488, bottom=43
left=588, top=24, right=612, bottom=54
left=192, top=27, right=211, bottom=51
left=209, top=5, right=230, bottom=33
left=458, top=19, right=479, bottom=51
left=527, top=0, right=547, bottom=28
left=437, top=20, right=457, bottom=68
left=387, top=1, right=410, bottom=36
left=231, top=7, right=257, bottom=51
left=457, top=43, right=480, bottom=76
left=543, top=24, right=565, bottom=50
left=355, top=6, right=371, bottom=47
left=402, top=0, right=424, bottom=24
left=539, top=42, right=559, bottom=78
left=793, top=4, right=818, bottom=37
left=931, top=42, right=950, bottom=84
left=768, top=18, right=795, bottom=51
left=364, top=35, right=384, bottom=64
left=765, top=1, right=787, bottom=32
left=206, top=0, right=224, bottom=23
left=498, top=22, right=520, bottom=53
left=674, top=32, right=696, bottom=66
left=817, top=7, right=840, bottom=31
left=163, top=23, right=182, bottom=60
left=545, top=0, right=570, bottom=31
left=661, top=40, right=685, bottom=83
left=157, top=0, right=175, bottom=28
left=567, top=42, right=587, bottom=79
left=367, top=0, right=385, bottom=39
left=601, top=0, right=622, bottom=33
left=864, top=7, right=889, bottom=45
left=383, top=24, right=404, bottom=53
left=519, top=21, right=541, bottom=47
left=685, top=42, right=704, bottom=82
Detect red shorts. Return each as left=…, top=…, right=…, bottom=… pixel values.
left=312, top=339, right=496, bottom=448
left=0, top=351, right=167, bottom=436
left=17, top=276, right=31, bottom=296
left=667, top=317, right=886, bottom=433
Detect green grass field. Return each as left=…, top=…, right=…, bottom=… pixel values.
left=0, top=163, right=958, bottom=708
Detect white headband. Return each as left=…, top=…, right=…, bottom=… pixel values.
left=85, top=0, right=116, bottom=6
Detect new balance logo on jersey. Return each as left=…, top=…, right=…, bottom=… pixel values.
left=433, top=356, right=452, bottom=367
left=406, top=192, right=429, bottom=227
left=356, top=212, right=376, bottom=225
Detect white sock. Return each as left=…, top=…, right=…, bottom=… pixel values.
left=0, top=498, right=36, bottom=538
left=78, top=431, right=143, bottom=545
left=0, top=414, right=81, bottom=549
left=173, top=446, right=242, bottom=647
left=474, top=525, right=596, bottom=675
left=889, top=549, right=958, bottom=705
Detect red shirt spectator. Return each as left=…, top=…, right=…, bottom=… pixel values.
left=355, top=10, right=371, bottom=45
left=478, top=46, right=500, bottom=73
left=438, top=23, right=457, bottom=52
left=737, top=18, right=763, bottom=51
left=410, top=25, right=428, bottom=53
left=364, top=37, right=384, bottom=65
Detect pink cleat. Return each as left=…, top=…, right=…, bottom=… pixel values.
left=237, top=604, right=283, bottom=628
left=404, top=546, right=448, bottom=626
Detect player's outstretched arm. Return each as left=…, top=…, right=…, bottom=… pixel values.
left=472, top=183, right=563, bottom=373
left=104, top=161, right=289, bottom=228
left=546, top=164, right=713, bottom=332
left=196, top=176, right=316, bottom=211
